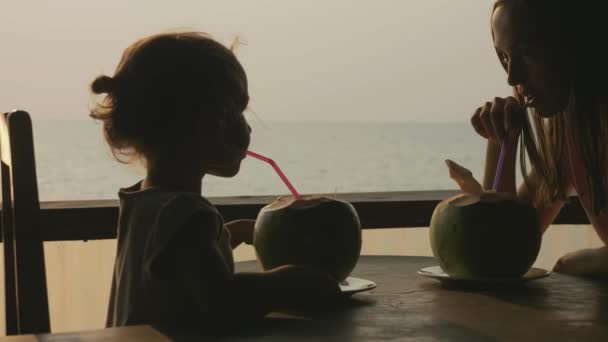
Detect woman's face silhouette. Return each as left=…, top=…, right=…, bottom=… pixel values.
left=492, top=4, right=571, bottom=117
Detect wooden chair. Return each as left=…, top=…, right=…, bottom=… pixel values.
left=1, top=110, right=50, bottom=335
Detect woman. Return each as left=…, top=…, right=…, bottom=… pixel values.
left=467, top=0, right=607, bottom=275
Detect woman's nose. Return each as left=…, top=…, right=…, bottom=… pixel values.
left=507, top=58, right=526, bottom=87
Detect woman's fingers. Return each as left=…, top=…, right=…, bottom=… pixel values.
left=471, top=96, right=526, bottom=144
left=479, top=102, right=497, bottom=143
left=490, top=97, right=507, bottom=141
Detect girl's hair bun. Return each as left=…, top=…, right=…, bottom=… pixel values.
left=91, top=75, right=115, bottom=94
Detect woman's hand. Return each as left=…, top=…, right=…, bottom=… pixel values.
left=471, top=96, right=527, bottom=145
left=225, top=219, right=255, bottom=248
left=553, top=247, right=608, bottom=276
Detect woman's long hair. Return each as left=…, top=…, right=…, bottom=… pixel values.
left=493, top=0, right=608, bottom=215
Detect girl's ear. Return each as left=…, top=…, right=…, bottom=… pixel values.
left=198, top=117, right=228, bottom=152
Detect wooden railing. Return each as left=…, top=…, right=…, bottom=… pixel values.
left=1, top=190, right=591, bottom=242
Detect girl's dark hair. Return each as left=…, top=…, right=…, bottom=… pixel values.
left=90, top=32, right=247, bottom=163
left=492, top=0, right=608, bottom=214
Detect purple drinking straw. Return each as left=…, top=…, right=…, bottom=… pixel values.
left=492, top=103, right=528, bottom=191
left=492, top=143, right=509, bottom=191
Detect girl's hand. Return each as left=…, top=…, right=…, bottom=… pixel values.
left=225, top=219, right=255, bottom=248
left=471, top=96, right=526, bottom=145
left=229, top=265, right=341, bottom=317
left=269, top=265, right=341, bottom=309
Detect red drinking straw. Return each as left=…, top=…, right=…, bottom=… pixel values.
left=246, top=150, right=302, bottom=200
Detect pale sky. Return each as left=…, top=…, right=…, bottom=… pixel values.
left=1, top=0, right=510, bottom=122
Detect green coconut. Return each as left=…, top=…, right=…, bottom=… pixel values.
left=430, top=192, right=541, bottom=278
left=253, top=196, right=362, bottom=281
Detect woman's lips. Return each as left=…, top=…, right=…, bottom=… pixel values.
left=520, top=90, right=537, bottom=107
left=524, top=95, right=538, bottom=107
left=517, top=86, right=537, bottom=107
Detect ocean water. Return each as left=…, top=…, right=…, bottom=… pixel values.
left=33, top=119, right=487, bottom=201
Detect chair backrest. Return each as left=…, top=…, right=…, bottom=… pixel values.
left=1, top=110, right=50, bottom=335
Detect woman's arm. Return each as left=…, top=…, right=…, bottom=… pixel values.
left=516, top=169, right=567, bottom=233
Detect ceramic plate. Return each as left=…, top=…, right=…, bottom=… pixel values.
left=339, top=277, right=376, bottom=295
left=418, top=266, right=550, bottom=288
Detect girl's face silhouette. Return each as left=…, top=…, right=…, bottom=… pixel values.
left=492, top=4, right=571, bottom=117
left=201, top=75, right=251, bottom=178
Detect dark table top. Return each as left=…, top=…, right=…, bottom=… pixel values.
left=209, top=255, right=608, bottom=342
left=15, top=256, right=607, bottom=342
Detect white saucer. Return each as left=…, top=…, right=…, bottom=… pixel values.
left=418, top=266, right=551, bottom=288
left=339, top=277, right=376, bottom=295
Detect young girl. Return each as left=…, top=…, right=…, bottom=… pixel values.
left=90, top=32, right=340, bottom=331
left=466, top=0, right=608, bottom=275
